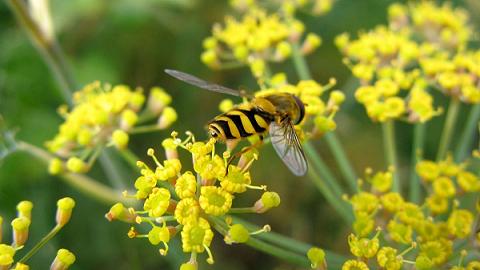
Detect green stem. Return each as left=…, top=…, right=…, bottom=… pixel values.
left=118, top=148, right=140, bottom=170
left=16, top=141, right=133, bottom=205
left=291, top=39, right=357, bottom=192
left=304, top=142, right=353, bottom=223
left=304, top=141, right=344, bottom=200
left=291, top=41, right=311, bottom=80
left=409, top=123, right=425, bottom=203
left=324, top=132, right=357, bottom=192
left=231, top=217, right=347, bottom=268
left=7, top=0, right=76, bottom=103
left=209, top=217, right=311, bottom=267
left=228, top=207, right=255, bottom=214
left=437, top=98, right=461, bottom=161
left=454, top=104, right=480, bottom=162
left=382, top=121, right=400, bottom=192
left=18, top=225, right=62, bottom=263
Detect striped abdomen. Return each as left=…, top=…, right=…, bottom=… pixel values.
left=208, top=108, right=274, bottom=140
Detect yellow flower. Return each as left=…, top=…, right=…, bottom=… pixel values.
left=457, top=171, right=480, bottom=192
left=143, top=188, right=171, bottom=218
left=175, top=171, right=197, bottom=199
left=396, top=202, right=424, bottom=226
left=377, top=247, right=402, bottom=270
left=342, top=260, right=369, bottom=270
left=199, top=186, right=233, bottom=216
left=370, top=170, right=393, bottom=193
left=350, top=192, right=379, bottom=216
left=181, top=218, right=214, bottom=253
left=432, top=176, right=456, bottom=198
left=387, top=220, right=412, bottom=244
left=174, top=198, right=201, bottom=225
left=380, top=192, right=404, bottom=213
left=419, top=239, right=452, bottom=266
left=416, top=160, right=441, bottom=182
left=148, top=225, right=170, bottom=255
left=352, top=213, right=375, bottom=237
left=219, top=165, right=252, bottom=193
left=348, top=233, right=379, bottom=258
left=426, top=194, right=449, bottom=215
left=447, top=209, right=474, bottom=238
left=0, top=244, right=15, bottom=267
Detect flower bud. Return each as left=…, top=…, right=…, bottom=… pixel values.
left=0, top=244, right=15, bottom=269
left=158, top=107, right=177, bottom=129
left=253, top=192, right=281, bottom=213
left=148, top=87, right=172, bottom=114
left=120, top=109, right=138, bottom=130
left=76, top=129, right=92, bottom=146
left=65, top=157, right=87, bottom=173
left=302, top=33, right=322, bottom=55
left=201, top=50, right=219, bottom=69
left=225, top=224, right=250, bottom=244
left=112, top=129, right=129, bottom=150
left=161, top=138, right=178, bottom=160
left=48, top=158, right=64, bottom=175
left=219, top=99, right=234, bottom=113
left=307, top=247, right=326, bottom=269
left=314, top=116, right=336, bottom=134
left=50, top=249, right=75, bottom=270
left=56, top=197, right=75, bottom=227
left=12, top=263, right=29, bottom=270
left=11, top=217, right=30, bottom=246
left=250, top=59, right=265, bottom=78
left=274, top=41, right=292, bottom=61
left=17, top=201, right=33, bottom=220
left=180, top=261, right=198, bottom=270
left=105, top=203, right=137, bottom=223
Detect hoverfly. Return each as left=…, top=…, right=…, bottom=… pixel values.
left=165, top=69, right=308, bottom=176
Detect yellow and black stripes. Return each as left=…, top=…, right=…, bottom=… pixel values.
left=208, top=108, right=273, bottom=140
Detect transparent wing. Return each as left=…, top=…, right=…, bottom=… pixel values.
left=165, top=69, right=241, bottom=97
left=269, top=120, right=308, bottom=176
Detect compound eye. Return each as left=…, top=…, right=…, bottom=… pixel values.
left=210, top=131, right=218, bottom=138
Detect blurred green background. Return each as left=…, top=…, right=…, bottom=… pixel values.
left=0, top=0, right=478, bottom=269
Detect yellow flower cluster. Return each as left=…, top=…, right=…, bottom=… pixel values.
left=220, top=73, right=343, bottom=137
left=337, top=26, right=440, bottom=123
left=106, top=132, right=277, bottom=267
left=338, top=1, right=475, bottom=122
left=417, top=156, right=480, bottom=215
left=46, top=82, right=177, bottom=174
left=0, top=199, right=76, bottom=270
left=388, top=2, right=471, bottom=51
left=201, top=8, right=322, bottom=79
left=343, top=164, right=480, bottom=270
left=230, top=0, right=336, bottom=17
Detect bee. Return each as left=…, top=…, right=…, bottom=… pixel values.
left=165, top=69, right=308, bottom=176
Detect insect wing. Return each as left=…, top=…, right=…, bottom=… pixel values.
left=269, top=120, right=308, bottom=176
left=165, top=69, right=241, bottom=97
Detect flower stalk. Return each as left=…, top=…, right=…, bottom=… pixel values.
left=437, top=98, right=461, bottom=161
left=291, top=39, right=357, bottom=193
left=17, top=225, right=62, bottom=264
left=409, top=123, right=425, bottom=203
left=16, top=141, right=132, bottom=205
left=6, top=0, right=76, bottom=103
left=210, top=217, right=311, bottom=268
left=454, top=104, right=480, bottom=162
left=382, top=120, right=400, bottom=192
